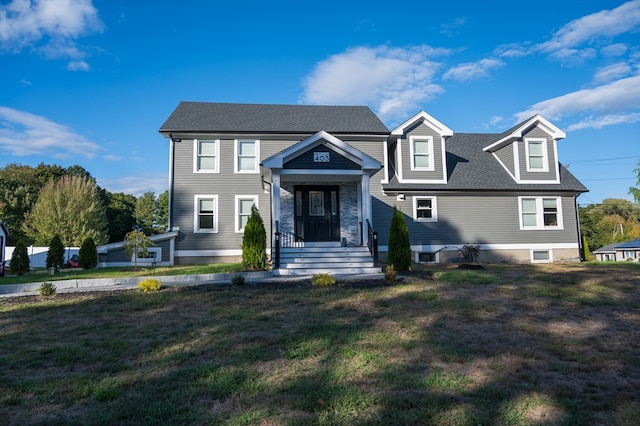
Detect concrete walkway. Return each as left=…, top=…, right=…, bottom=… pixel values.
left=0, top=270, right=385, bottom=298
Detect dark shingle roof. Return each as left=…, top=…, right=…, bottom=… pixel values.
left=160, top=101, right=390, bottom=134
left=384, top=132, right=588, bottom=193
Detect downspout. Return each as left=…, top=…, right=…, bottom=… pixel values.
left=574, top=194, right=584, bottom=261
left=168, top=135, right=176, bottom=231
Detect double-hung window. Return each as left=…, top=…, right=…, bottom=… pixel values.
left=413, top=196, right=437, bottom=222
left=235, top=195, right=258, bottom=232
left=194, top=139, right=219, bottom=173
left=410, top=136, right=434, bottom=171
left=525, top=138, right=548, bottom=172
left=519, top=197, right=562, bottom=229
left=194, top=195, right=218, bottom=233
left=235, top=139, right=259, bottom=173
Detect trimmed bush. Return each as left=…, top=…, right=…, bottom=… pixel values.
left=138, top=279, right=162, bottom=292
left=78, top=237, right=98, bottom=269
left=46, top=235, right=65, bottom=271
left=311, top=273, right=336, bottom=287
left=386, top=206, right=411, bottom=271
left=242, top=205, right=267, bottom=270
left=231, top=274, right=246, bottom=286
left=39, top=282, right=57, bottom=296
left=10, top=240, right=30, bottom=276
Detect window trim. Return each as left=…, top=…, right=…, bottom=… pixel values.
left=413, top=196, right=438, bottom=222
left=531, top=249, right=553, bottom=263
left=525, top=138, right=549, bottom=172
left=622, top=250, right=637, bottom=260
left=194, top=195, right=218, bottom=233
left=416, top=251, right=438, bottom=263
left=518, top=196, right=563, bottom=230
left=193, top=139, right=220, bottom=173
left=131, top=247, right=161, bottom=264
left=234, top=139, right=260, bottom=173
left=410, top=136, right=435, bottom=171
left=235, top=195, right=259, bottom=233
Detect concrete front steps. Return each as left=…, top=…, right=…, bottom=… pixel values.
left=274, top=242, right=382, bottom=276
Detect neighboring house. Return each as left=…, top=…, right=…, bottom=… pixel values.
left=96, top=231, right=178, bottom=267
left=592, top=239, right=640, bottom=262
left=0, top=221, right=8, bottom=275
left=159, top=102, right=587, bottom=273
left=4, top=246, right=80, bottom=269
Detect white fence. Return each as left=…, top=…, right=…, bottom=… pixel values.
left=4, top=246, right=79, bottom=268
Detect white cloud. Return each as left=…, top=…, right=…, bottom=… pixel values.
left=443, top=58, right=504, bottom=81
left=300, top=45, right=452, bottom=123
left=514, top=76, right=640, bottom=127
left=495, top=1, right=640, bottom=64
left=67, top=59, right=90, bottom=71
left=0, top=0, right=104, bottom=60
left=97, top=175, right=168, bottom=197
left=593, top=62, right=632, bottom=83
left=0, top=106, right=100, bottom=159
left=537, top=1, right=640, bottom=55
left=567, top=113, right=640, bottom=130
left=103, top=154, right=122, bottom=162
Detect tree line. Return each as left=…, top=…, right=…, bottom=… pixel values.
left=0, top=163, right=168, bottom=247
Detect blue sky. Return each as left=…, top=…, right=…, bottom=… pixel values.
left=1, top=0, right=639, bottom=206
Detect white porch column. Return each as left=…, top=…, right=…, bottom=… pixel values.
left=271, top=173, right=281, bottom=247
left=361, top=174, right=371, bottom=246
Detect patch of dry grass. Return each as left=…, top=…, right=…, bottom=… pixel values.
left=0, top=263, right=638, bottom=425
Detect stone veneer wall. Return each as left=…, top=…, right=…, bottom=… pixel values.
left=279, top=182, right=361, bottom=245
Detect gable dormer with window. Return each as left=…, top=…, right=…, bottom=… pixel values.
left=388, top=111, right=453, bottom=184
left=483, top=115, right=564, bottom=184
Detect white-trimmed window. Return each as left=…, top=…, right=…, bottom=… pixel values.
left=525, top=138, right=549, bottom=172
left=519, top=197, right=563, bottom=230
left=194, top=195, right=218, bottom=233
left=417, top=252, right=438, bottom=263
left=531, top=249, right=552, bottom=263
left=132, top=247, right=161, bottom=264
left=235, top=139, right=259, bottom=173
left=194, top=139, right=219, bottom=173
left=622, top=250, right=637, bottom=260
left=413, top=196, right=437, bottom=222
left=235, top=195, right=259, bottom=232
left=410, top=136, right=434, bottom=171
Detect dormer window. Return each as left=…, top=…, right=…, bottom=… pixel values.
left=525, top=138, right=549, bottom=172
left=410, top=136, right=434, bottom=171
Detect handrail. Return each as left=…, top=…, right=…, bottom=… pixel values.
left=366, top=219, right=379, bottom=267
left=274, top=221, right=280, bottom=269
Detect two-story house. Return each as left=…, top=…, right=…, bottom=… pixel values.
left=158, top=102, right=587, bottom=274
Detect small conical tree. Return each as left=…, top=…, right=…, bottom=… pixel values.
left=78, top=237, right=98, bottom=269
left=242, top=205, right=266, bottom=270
left=10, top=239, right=30, bottom=276
left=46, top=234, right=65, bottom=271
left=387, top=206, right=411, bottom=271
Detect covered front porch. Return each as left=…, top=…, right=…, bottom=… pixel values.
left=261, top=131, right=383, bottom=273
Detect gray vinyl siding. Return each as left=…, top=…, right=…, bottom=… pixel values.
left=399, top=123, right=445, bottom=181
left=373, top=193, right=578, bottom=246
left=518, top=127, right=558, bottom=181
left=494, top=144, right=515, bottom=177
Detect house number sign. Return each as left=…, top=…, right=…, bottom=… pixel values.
left=313, top=152, right=330, bottom=162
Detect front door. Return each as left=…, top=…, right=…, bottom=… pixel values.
left=294, top=186, right=340, bottom=242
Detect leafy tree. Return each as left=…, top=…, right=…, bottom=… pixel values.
left=10, top=239, right=30, bottom=275
left=0, top=163, right=93, bottom=244
left=123, top=230, right=155, bottom=269
left=387, top=206, right=411, bottom=271
left=22, top=175, right=108, bottom=247
left=135, top=191, right=157, bottom=235
left=242, top=205, right=266, bottom=270
left=78, top=237, right=98, bottom=269
left=46, top=235, right=65, bottom=271
left=103, top=191, right=137, bottom=243
left=630, top=160, right=640, bottom=204
left=156, top=190, right=169, bottom=232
